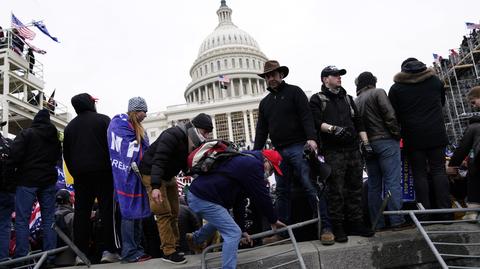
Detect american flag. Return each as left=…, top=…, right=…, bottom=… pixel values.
left=29, top=202, right=42, bottom=240
left=466, top=22, right=480, bottom=30
left=218, top=75, right=230, bottom=89
left=11, top=13, right=36, bottom=40
left=218, top=75, right=230, bottom=83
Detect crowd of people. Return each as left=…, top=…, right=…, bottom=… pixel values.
left=0, top=54, right=477, bottom=269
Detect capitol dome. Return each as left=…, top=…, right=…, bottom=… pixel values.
left=184, top=0, right=269, bottom=104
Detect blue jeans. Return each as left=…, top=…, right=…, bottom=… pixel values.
left=121, top=218, right=145, bottom=262
left=0, top=192, right=14, bottom=260
left=188, top=192, right=241, bottom=269
left=15, top=184, right=57, bottom=259
left=366, top=139, right=404, bottom=228
left=276, top=143, right=320, bottom=224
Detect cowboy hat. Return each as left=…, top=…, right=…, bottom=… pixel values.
left=258, top=60, right=289, bottom=78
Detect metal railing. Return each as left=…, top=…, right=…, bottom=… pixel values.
left=201, top=218, right=320, bottom=269
left=0, top=223, right=91, bottom=269
left=384, top=206, right=480, bottom=269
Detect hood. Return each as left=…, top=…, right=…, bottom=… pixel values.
left=31, top=109, right=59, bottom=141
left=71, top=93, right=96, bottom=114
left=393, top=68, right=436, bottom=84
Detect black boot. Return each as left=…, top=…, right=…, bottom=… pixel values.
left=332, top=222, right=348, bottom=243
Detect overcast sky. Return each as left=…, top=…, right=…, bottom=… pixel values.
left=2, top=0, right=480, bottom=117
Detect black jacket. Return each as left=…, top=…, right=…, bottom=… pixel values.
left=143, top=123, right=191, bottom=189
left=388, top=68, right=448, bottom=149
left=449, top=116, right=480, bottom=176
left=7, top=111, right=61, bottom=187
left=254, top=81, right=316, bottom=150
left=355, top=87, right=401, bottom=141
left=63, top=94, right=112, bottom=178
left=309, top=86, right=365, bottom=151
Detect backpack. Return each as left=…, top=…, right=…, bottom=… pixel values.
left=55, top=208, right=73, bottom=246
left=316, top=92, right=355, bottom=118
left=186, top=139, right=252, bottom=176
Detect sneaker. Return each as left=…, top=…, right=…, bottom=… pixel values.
left=161, top=251, right=187, bottom=265
left=186, top=233, right=204, bottom=254
left=320, top=229, right=335, bottom=246
left=346, top=222, right=375, bottom=237
left=262, top=234, right=285, bottom=245
left=75, top=256, right=86, bottom=266
left=101, top=251, right=121, bottom=263
left=332, top=224, right=348, bottom=243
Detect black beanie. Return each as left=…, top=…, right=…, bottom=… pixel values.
left=192, top=113, right=213, bottom=132
left=356, top=72, right=377, bottom=91
left=401, top=57, right=427, bottom=73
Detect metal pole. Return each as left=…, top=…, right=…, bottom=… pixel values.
left=287, top=228, right=306, bottom=269
left=32, top=252, right=48, bottom=269
left=0, top=246, right=68, bottom=267
left=408, top=212, right=448, bottom=269
left=54, top=224, right=91, bottom=267
left=372, top=191, right=391, bottom=230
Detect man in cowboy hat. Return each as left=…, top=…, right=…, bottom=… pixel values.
left=254, top=60, right=334, bottom=244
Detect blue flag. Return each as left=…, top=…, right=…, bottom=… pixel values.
left=108, top=113, right=151, bottom=219
left=33, top=21, right=59, bottom=42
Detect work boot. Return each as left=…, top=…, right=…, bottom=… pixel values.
left=332, top=223, right=348, bottom=243
left=463, top=203, right=480, bottom=221
left=346, top=221, right=375, bottom=237
left=320, top=228, right=335, bottom=245
left=262, top=234, right=285, bottom=245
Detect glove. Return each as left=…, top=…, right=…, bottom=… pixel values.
left=361, top=142, right=375, bottom=159
left=332, top=126, right=347, bottom=138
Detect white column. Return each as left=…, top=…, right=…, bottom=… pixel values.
left=242, top=110, right=250, bottom=144
left=230, top=79, right=235, bottom=97
left=248, top=78, right=253, bottom=95
left=249, top=110, right=256, bottom=141
left=227, top=112, right=233, bottom=142
left=213, top=82, right=218, bottom=100
left=263, top=81, right=267, bottom=92
left=2, top=61, right=9, bottom=136
left=239, top=78, right=244, bottom=96
left=256, top=79, right=260, bottom=95
left=211, top=114, right=218, bottom=139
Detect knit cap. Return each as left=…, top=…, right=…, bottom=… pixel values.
left=128, top=97, right=148, bottom=112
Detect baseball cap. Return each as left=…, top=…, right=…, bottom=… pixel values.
left=321, top=65, right=347, bottom=78
left=262, top=149, right=283, bottom=176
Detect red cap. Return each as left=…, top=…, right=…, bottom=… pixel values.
left=262, top=149, right=283, bottom=176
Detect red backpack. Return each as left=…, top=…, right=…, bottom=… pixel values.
left=186, top=140, right=251, bottom=176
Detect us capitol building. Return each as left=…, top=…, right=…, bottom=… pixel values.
left=142, top=0, right=269, bottom=147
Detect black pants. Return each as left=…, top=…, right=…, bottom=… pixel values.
left=73, top=171, right=118, bottom=256
left=406, top=146, right=451, bottom=210
left=324, top=150, right=364, bottom=224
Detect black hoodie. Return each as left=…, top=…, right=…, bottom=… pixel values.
left=63, top=93, right=112, bottom=177
left=7, top=109, right=61, bottom=187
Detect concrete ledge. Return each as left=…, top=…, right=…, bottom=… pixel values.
left=69, top=222, right=480, bottom=269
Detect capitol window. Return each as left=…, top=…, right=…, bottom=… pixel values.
left=200, top=67, right=203, bottom=76
left=239, top=58, right=243, bottom=68
left=205, top=64, right=208, bottom=73
left=246, top=59, right=250, bottom=68
left=217, top=60, right=221, bottom=71
left=224, top=59, right=228, bottom=68
left=232, top=58, right=235, bottom=68
left=211, top=62, right=214, bottom=72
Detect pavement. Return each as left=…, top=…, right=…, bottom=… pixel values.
left=67, top=222, right=480, bottom=269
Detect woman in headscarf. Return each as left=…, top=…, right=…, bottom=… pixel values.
left=107, top=97, right=151, bottom=263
